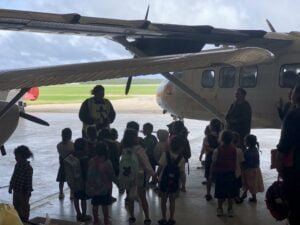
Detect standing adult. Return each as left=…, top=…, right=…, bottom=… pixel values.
left=79, top=85, right=116, bottom=137
left=225, top=88, right=252, bottom=149
left=277, top=85, right=300, bottom=225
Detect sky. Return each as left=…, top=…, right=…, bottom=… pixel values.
left=0, top=0, right=299, bottom=71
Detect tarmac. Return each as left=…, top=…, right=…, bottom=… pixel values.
left=0, top=96, right=286, bottom=225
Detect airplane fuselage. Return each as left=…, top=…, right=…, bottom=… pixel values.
left=156, top=35, right=300, bottom=129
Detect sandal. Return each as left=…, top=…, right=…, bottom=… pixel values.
left=144, top=219, right=151, bottom=225
left=158, top=219, right=167, bottom=225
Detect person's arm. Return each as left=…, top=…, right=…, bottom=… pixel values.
left=8, top=165, right=17, bottom=193
left=24, top=165, right=33, bottom=195
left=107, top=100, right=116, bottom=124
left=79, top=99, right=94, bottom=124
left=136, top=146, right=155, bottom=176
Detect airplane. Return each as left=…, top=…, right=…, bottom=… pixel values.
left=0, top=8, right=297, bottom=150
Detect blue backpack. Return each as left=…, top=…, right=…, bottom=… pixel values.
left=159, top=152, right=182, bottom=193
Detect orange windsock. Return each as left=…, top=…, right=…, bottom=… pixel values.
left=24, top=87, right=39, bottom=101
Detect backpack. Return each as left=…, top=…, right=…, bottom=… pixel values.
left=119, top=147, right=140, bottom=189
left=64, top=154, right=84, bottom=192
left=265, top=180, right=289, bottom=221
left=159, top=152, right=182, bottom=193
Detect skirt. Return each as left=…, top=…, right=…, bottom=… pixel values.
left=243, top=167, right=264, bottom=194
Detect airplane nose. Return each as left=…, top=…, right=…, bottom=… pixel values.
left=156, top=80, right=174, bottom=111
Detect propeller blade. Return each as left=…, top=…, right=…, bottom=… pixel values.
left=125, top=76, right=132, bottom=95
left=19, top=112, right=50, bottom=126
left=0, top=88, right=30, bottom=119
left=145, top=5, right=150, bottom=20
left=0, top=145, right=6, bottom=156
left=266, top=19, right=276, bottom=32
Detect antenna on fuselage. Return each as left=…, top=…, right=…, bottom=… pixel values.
left=145, top=5, right=150, bottom=20
left=266, top=19, right=276, bottom=32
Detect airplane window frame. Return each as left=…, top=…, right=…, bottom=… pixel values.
left=201, top=69, right=215, bottom=88
left=219, top=67, right=236, bottom=88
left=239, top=66, right=258, bottom=88
left=279, top=64, right=300, bottom=88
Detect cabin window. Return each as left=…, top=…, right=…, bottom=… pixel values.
left=219, top=67, right=236, bottom=88
left=202, top=70, right=215, bottom=87
left=279, top=64, right=300, bottom=88
left=239, top=66, right=257, bottom=88
left=173, top=71, right=183, bottom=79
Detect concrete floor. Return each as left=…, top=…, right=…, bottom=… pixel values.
left=0, top=107, right=286, bottom=225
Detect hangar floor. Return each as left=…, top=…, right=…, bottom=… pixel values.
left=0, top=97, right=285, bottom=225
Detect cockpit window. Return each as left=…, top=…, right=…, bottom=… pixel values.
left=202, top=70, right=215, bottom=88
left=280, top=64, right=300, bottom=88
left=219, top=67, right=236, bottom=88
left=239, top=66, right=257, bottom=88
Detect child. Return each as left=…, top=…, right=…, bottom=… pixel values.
left=156, top=136, right=186, bottom=225
left=9, top=145, right=33, bottom=222
left=211, top=131, right=238, bottom=217
left=86, top=142, right=119, bottom=225
left=86, top=126, right=98, bottom=158
left=119, top=128, right=156, bottom=225
left=154, top=129, right=169, bottom=165
left=110, top=128, right=122, bottom=157
left=64, top=138, right=91, bottom=222
left=199, top=119, right=223, bottom=201
left=231, top=132, right=245, bottom=204
left=143, top=122, right=158, bottom=185
left=241, top=134, right=264, bottom=202
left=56, top=128, right=74, bottom=199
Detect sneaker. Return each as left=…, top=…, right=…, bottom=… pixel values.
left=227, top=208, right=234, bottom=217
left=144, top=219, right=151, bottom=225
left=129, top=217, right=136, bottom=224
left=249, top=197, right=257, bottom=203
left=158, top=219, right=167, bottom=225
left=216, top=207, right=224, bottom=217
left=167, top=219, right=176, bottom=225
left=201, top=181, right=207, bottom=185
left=111, top=196, right=117, bottom=203
left=205, top=194, right=212, bottom=201
left=180, top=187, right=187, bottom=192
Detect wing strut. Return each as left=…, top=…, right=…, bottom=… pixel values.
left=114, top=37, right=225, bottom=121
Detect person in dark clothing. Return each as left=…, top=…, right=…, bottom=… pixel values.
left=9, top=145, right=33, bottom=222
left=277, top=85, right=300, bottom=225
left=79, top=85, right=116, bottom=137
left=277, top=88, right=294, bottom=121
left=225, top=88, right=252, bottom=149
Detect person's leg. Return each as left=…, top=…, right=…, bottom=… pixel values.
left=160, top=196, right=167, bottom=220
left=249, top=193, right=257, bottom=202
left=102, top=205, right=109, bottom=225
left=128, top=199, right=135, bottom=219
left=73, top=198, right=82, bottom=220
left=59, top=182, right=64, bottom=198
left=217, top=199, right=224, bottom=216
left=81, top=199, right=87, bottom=216
left=181, top=171, right=187, bottom=192
left=138, top=188, right=150, bottom=220
left=227, top=198, right=234, bottom=216
left=92, top=205, right=99, bottom=224
left=169, top=196, right=176, bottom=221
left=205, top=179, right=212, bottom=201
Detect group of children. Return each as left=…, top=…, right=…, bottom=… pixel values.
left=53, top=120, right=190, bottom=225
left=8, top=118, right=264, bottom=224
left=200, top=118, right=264, bottom=216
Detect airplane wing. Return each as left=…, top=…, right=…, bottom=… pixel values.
left=0, top=47, right=273, bottom=91
left=0, top=9, right=292, bottom=56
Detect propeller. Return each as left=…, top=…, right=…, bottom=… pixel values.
left=0, top=88, right=50, bottom=126
left=20, top=111, right=49, bottom=126
left=0, top=88, right=29, bottom=119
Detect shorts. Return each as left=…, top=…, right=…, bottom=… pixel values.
left=91, top=193, right=111, bottom=206
left=214, top=172, right=238, bottom=199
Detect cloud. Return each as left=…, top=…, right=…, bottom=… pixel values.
left=0, top=0, right=299, bottom=70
